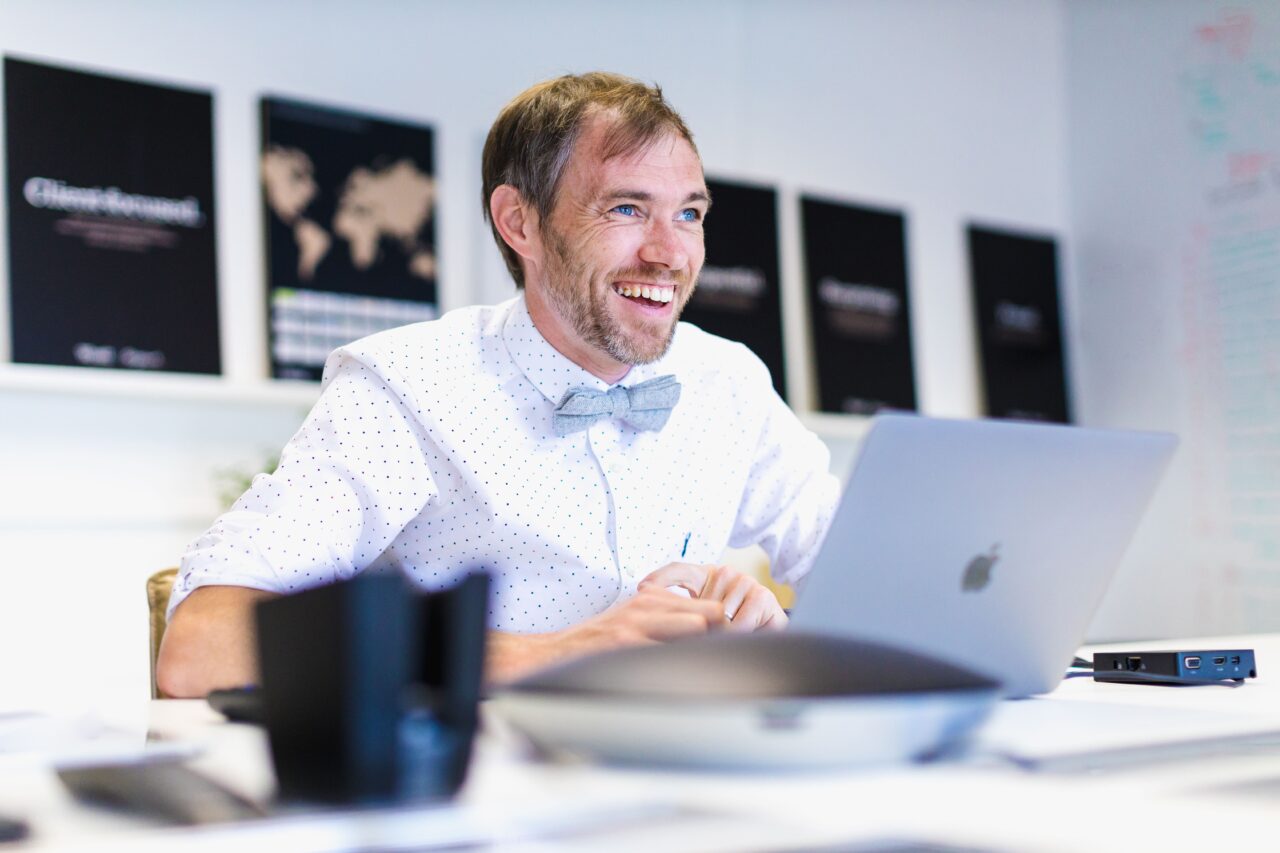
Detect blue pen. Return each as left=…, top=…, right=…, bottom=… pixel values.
left=680, top=532, right=691, bottom=558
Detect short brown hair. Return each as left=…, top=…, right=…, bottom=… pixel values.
left=482, top=71, right=698, bottom=287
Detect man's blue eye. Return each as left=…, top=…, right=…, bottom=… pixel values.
left=613, top=204, right=636, bottom=216
left=677, top=209, right=700, bottom=222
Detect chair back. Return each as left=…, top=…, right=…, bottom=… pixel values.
left=147, top=568, right=179, bottom=699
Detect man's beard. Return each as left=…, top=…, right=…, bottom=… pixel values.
left=540, top=225, right=694, bottom=366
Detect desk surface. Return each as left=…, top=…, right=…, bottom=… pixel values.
left=5, top=633, right=1280, bottom=852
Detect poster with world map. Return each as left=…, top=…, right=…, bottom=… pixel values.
left=260, top=96, right=437, bottom=380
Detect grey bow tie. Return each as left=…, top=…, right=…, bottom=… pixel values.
left=553, top=375, right=682, bottom=436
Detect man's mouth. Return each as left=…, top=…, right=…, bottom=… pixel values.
left=612, top=283, right=675, bottom=307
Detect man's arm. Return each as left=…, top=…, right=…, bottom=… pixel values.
left=159, top=565, right=782, bottom=694
left=159, top=581, right=727, bottom=693
left=159, top=346, right=440, bottom=698
left=729, top=356, right=841, bottom=587
left=155, top=585, right=280, bottom=698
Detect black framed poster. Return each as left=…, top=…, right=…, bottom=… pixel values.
left=5, top=56, right=220, bottom=373
left=261, top=96, right=437, bottom=381
left=801, top=196, right=916, bottom=415
left=967, top=225, right=1070, bottom=422
left=682, top=178, right=786, bottom=399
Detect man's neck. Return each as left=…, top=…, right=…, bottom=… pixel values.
left=523, top=288, right=631, bottom=385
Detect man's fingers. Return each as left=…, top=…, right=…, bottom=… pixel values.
left=718, top=575, right=755, bottom=630
left=630, top=585, right=725, bottom=624
left=646, top=563, right=743, bottom=602
left=642, top=609, right=724, bottom=641
left=728, top=585, right=784, bottom=632
left=698, top=565, right=739, bottom=601
left=615, top=588, right=725, bottom=641
left=708, top=582, right=788, bottom=633
left=759, top=606, right=789, bottom=631
left=636, top=563, right=784, bottom=634
left=639, top=562, right=711, bottom=597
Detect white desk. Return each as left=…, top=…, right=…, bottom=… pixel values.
left=5, top=634, right=1280, bottom=852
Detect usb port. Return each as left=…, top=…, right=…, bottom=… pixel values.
left=1213, top=656, right=1226, bottom=666
left=1231, top=655, right=1242, bottom=665
left=1185, top=656, right=1201, bottom=669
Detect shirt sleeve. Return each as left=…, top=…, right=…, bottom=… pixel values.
left=728, top=359, right=841, bottom=587
left=167, top=346, right=440, bottom=619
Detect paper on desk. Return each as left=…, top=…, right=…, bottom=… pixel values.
left=0, top=711, right=197, bottom=769
left=974, top=697, right=1280, bottom=770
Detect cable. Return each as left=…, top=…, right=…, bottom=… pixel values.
left=1062, top=666, right=1246, bottom=687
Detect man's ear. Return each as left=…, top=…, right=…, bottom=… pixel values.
left=489, top=185, right=542, bottom=266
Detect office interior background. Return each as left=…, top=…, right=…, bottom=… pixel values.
left=1, top=0, right=1277, bottom=715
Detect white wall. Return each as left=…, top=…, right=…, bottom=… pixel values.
left=1066, top=0, right=1280, bottom=640
left=0, top=0, right=1068, bottom=712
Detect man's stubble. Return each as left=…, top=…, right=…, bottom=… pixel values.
left=539, top=224, right=695, bottom=367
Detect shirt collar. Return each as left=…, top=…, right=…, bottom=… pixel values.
left=501, top=292, right=683, bottom=405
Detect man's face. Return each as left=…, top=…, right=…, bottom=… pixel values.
left=530, top=117, right=709, bottom=375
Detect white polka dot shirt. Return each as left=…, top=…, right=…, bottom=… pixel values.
left=170, top=295, right=840, bottom=633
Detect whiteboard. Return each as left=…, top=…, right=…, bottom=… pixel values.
left=1068, top=0, right=1280, bottom=638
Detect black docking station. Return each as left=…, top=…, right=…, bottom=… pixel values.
left=1092, top=649, right=1257, bottom=685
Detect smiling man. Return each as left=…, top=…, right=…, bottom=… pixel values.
left=157, top=72, right=840, bottom=698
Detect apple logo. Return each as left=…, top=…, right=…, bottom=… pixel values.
left=961, top=544, right=1001, bottom=592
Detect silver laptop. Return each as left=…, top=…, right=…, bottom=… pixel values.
left=790, top=413, right=1177, bottom=698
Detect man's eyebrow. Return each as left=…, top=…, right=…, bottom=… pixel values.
left=685, top=190, right=712, bottom=208
left=600, top=189, right=712, bottom=207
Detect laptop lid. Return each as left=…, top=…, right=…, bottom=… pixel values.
left=790, top=413, right=1177, bottom=698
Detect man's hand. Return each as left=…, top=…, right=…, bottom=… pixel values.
left=485, top=562, right=786, bottom=684
left=640, top=562, right=788, bottom=633
left=486, top=582, right=727, bottom=683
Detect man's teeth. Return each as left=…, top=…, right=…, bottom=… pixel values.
left=614, top=284, right=674, bottom=303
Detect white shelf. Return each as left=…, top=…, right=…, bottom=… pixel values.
left=0, top=363, right=883, bottom=433
left=0, top=362, right=321, bottom=408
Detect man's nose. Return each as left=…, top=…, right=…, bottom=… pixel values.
left=638, top=219, right=691, bottom=270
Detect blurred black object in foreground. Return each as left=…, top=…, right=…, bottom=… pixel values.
left=256, top=571, right=489, bottom=805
